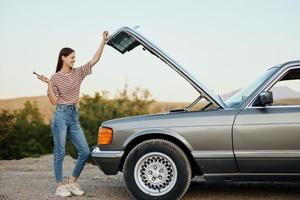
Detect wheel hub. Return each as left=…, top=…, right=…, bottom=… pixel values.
left=134, top=152, right=177, bottom=196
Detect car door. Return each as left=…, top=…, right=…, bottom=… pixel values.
left=233, top=67, right=300, bottom=173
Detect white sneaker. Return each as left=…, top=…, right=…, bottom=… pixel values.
left=66, top=182, right=85, bottom=196
left=55, top=185, right=72, bottom=197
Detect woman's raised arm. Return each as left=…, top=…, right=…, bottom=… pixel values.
left=90, top=31, right=109, bottom=67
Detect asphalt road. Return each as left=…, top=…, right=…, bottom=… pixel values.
left=0, top=155, right=300, bottom=200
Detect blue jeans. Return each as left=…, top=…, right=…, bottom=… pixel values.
left=51, top=104, right=90, bottom=182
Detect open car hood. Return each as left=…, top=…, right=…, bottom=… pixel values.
left=107, top=27, right=226, bottom=109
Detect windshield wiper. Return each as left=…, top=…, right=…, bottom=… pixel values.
left=170, top=108, right=186, bottom=112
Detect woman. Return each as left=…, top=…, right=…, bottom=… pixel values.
left=37, top=31, right=109, bottom=197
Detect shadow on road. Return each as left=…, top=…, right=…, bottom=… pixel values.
left=183, top=181, right=300, bottom=200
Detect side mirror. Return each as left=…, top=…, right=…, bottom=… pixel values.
left=253, top=91, right=273, bottom=107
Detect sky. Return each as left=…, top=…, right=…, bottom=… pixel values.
left=1, top=0, right=300, bottom=102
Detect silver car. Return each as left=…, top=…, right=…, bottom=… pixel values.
left=92, top=27, right=300, bottom=200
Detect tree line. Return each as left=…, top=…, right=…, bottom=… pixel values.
left=0, top=87, right=154, bottom=160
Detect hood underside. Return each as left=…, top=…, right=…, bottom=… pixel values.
left=106, top=26, right=226, bottom=109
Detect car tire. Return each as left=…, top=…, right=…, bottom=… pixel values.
left=124, top=139, right=191, bottom=200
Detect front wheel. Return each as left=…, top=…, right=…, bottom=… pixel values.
left=124, top=139, right=191, bottom=200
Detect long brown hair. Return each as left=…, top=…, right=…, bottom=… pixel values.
left=55, top=47, right=75, bottom=72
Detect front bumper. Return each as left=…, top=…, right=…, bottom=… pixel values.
left=91, top=147, right=124, bottom=175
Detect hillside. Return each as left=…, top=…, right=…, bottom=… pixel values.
left=0, top=96, right=55, bottom=123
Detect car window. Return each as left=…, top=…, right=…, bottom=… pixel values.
left=269, top=68, right=300, bottom=106
left=225, top=67, right=279, bottom=108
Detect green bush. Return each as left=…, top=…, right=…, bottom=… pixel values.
left=0, top=101, right=52, bottom=159
left=0, top=86, right=154, bottom=160
left=72, top=86, right=154, bottom=158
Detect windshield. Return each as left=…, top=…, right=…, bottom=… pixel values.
left=225, top=67, right=279, bottom=108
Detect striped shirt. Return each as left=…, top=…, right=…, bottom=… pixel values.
left=50, top=62, right=92, bottom=105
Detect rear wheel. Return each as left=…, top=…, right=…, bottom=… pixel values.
left=124, top=139, right=191, bottom=200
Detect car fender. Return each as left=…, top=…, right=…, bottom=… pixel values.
left=123, top=128, right=194, bottom=151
